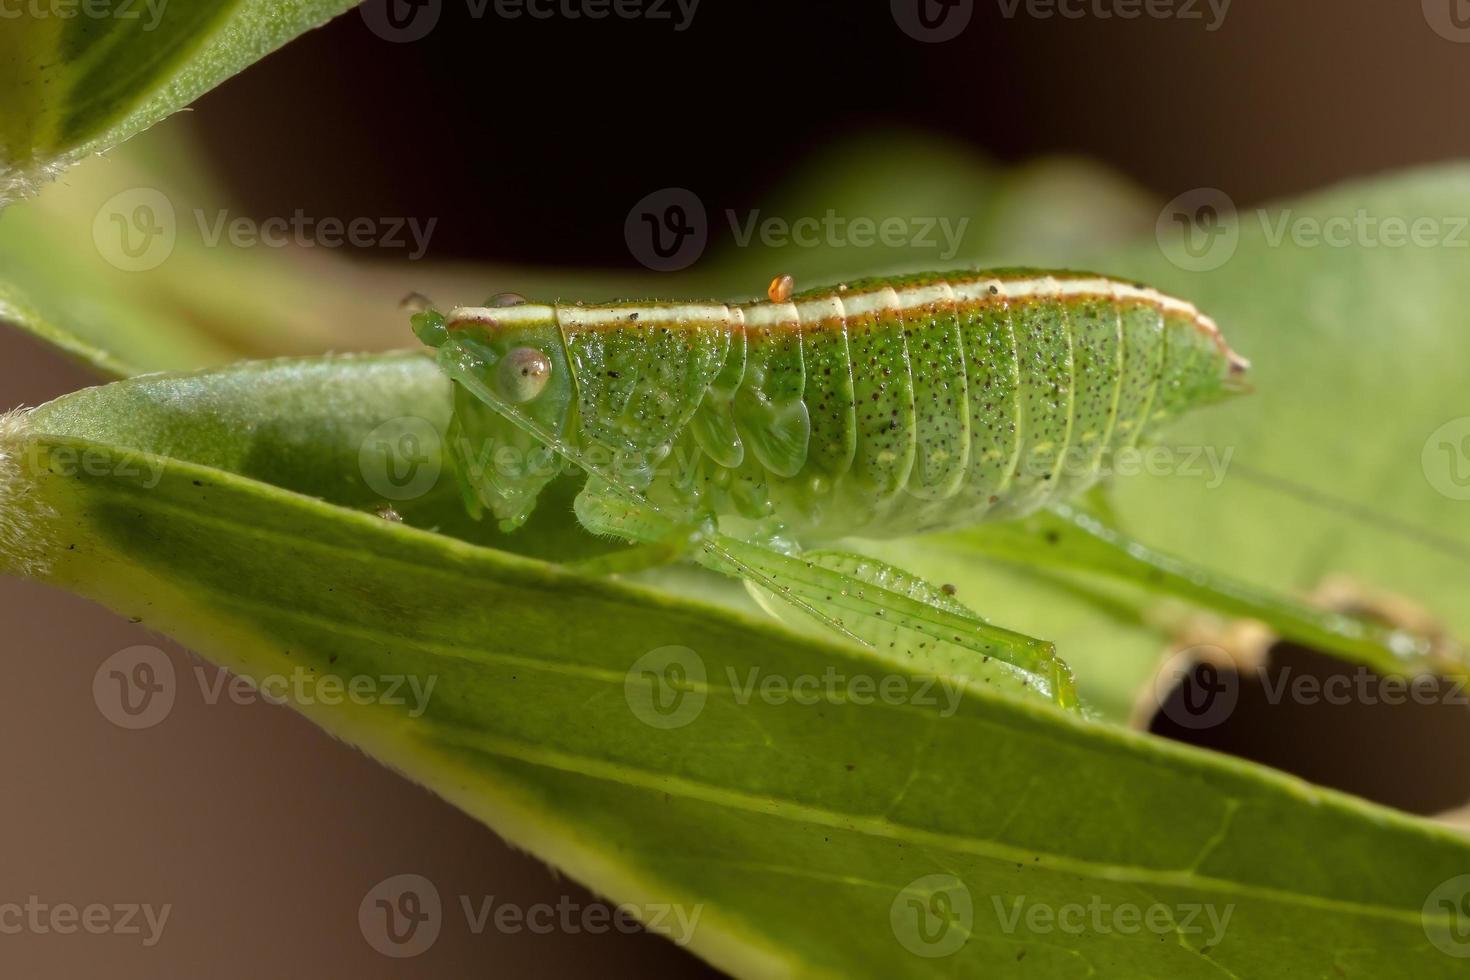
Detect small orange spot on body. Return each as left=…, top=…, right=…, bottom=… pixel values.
left=767, top=273, right=795, bottom=303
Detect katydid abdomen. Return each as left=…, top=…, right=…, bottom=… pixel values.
left=423, top=268, right=1246, bottom=544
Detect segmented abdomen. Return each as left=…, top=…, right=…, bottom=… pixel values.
left=557, top=269, right=1243, bottom=542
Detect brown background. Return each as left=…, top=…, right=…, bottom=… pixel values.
left=3, top=1, right=1469, bottom=976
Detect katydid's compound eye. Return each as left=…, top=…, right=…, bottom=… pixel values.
left=498, top=347, right=552, bottom=403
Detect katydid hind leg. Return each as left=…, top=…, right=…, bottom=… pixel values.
left=735, top=547, right=1079, bottom=711
left=957, top=502, right=1448, bottom=679
left=575, top=484, right=1078, bottom=711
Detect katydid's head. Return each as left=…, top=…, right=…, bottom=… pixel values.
left=411, top=301, right=575, bottom=531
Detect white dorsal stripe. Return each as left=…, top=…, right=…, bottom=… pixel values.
left=951, top=277, right=1006, bottom=303
left=839, top=285, right=900, bottom=319
left=448, top=304, right=557, bottom=325
left=898, top=283, right=954, bottom=309
left=793, top=295, right=845, bottom=324
left=557, top=303, right=732, bottom=328
left=742, top=301, right=799, bottom=328
left=446, top=272, right=1220, bottom=342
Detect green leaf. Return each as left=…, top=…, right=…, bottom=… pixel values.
left=1099, top=167, right=1470, bottom=648
left=2, top=355, right=1468, bottom=977
left=0, top=0, right=360, bottom=202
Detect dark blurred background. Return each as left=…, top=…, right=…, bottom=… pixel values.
left=4, top=1, right=1470, bottom=977
left=193, top=0, right=1470, bottom=267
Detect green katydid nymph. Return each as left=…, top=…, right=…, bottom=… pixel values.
left=411, top=269, right=1431, bottom=713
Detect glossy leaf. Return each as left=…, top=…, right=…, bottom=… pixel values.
left=0, top=0, right=359, bottom=202
left=1, top=355, right=1467, bottom=976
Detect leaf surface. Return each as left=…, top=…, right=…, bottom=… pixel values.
left=1, top=355, right=1466, bottom=977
